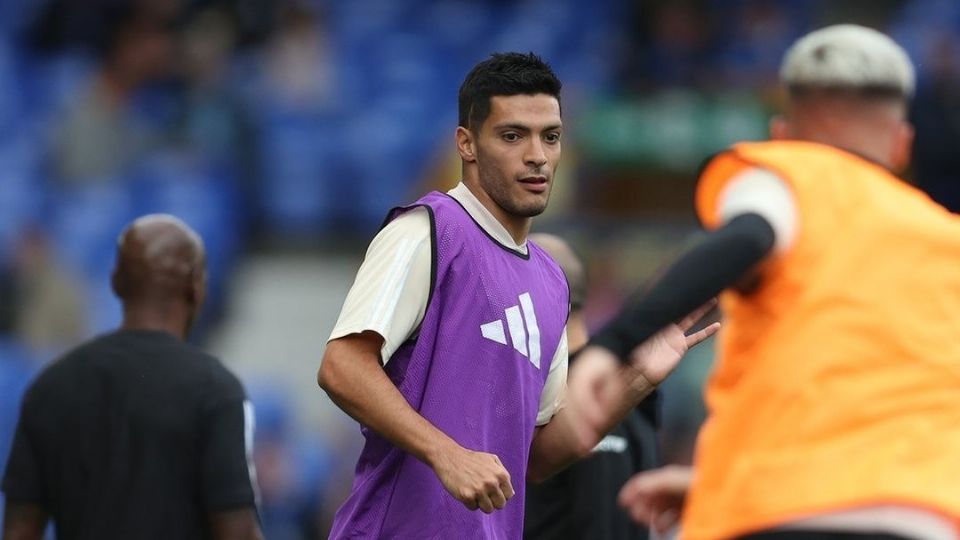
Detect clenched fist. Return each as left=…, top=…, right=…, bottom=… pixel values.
left=431, top=445, right=515, bottom=513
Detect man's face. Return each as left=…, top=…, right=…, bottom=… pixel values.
left=473, top=94, right=562, bottom=219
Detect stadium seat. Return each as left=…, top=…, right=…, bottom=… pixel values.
left=49, top=180, right=135, bottom=280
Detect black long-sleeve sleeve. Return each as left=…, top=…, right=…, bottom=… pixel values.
left=591, top=213, right=776, bottom=359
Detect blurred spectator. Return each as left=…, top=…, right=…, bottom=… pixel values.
left=25, top=0, right=166, bottom=53
left=53, top=4, right=177, bottom=184
left=260, top=2, right=336, bottom=112
left=173, top=7, right=254, bottom=165
left=624, top=0, right=714, bottom=90
left=12, top=227, right=87, bottom=355
left=172, top=7, right=258, bottom=223
left=525, top=233, right=659, bottom=540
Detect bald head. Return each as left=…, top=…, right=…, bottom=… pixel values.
left=529, top=233, right=586, bottom=312
left=112, top=214, right=206, bottom=330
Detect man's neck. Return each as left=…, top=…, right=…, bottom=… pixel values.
left=461, top=179, right=531, bottom=245
left=120, top=306, right=187, bottom=341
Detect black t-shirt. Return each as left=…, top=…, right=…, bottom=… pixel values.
left=524, top=393, right=660, bottom=540
left=2, top=329, right=257, bottom=540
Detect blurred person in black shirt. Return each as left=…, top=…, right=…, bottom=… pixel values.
left=1, top=214, right=262, bottom=540
left=524, top=233, right=659, bottom=540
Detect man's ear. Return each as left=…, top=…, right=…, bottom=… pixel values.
left=111, top=267, right=123, bottom=298
left=769, top=115, right=791, bottom=140
left=890, top=120, right=914, bottom=173
left=188, top=266, right=206, bottom=308
left=456, top=126, right=477, bottom=163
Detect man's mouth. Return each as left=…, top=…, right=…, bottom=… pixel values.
left=518, top=176, right=549, bottom=193
left=519, top=176, right=548, bottom=185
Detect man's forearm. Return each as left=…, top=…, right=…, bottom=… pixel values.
left=592, top=213, right=775, bottom=358
left=318, top=335, right=458, bottom=466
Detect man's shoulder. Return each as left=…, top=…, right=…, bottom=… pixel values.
left=165, top=341, right=244, bottom=395
left=19, top=335, right=109, bottom=408
left=383, top=191, right=460, bottom=230
left=201, top=356, right=245, bottom=395
left=28, top=333, right=109, bottom=386
left=45, top=332, right=238, bottom=389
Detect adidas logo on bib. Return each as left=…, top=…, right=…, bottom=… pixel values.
left=479, top=292, right=541, bottom=369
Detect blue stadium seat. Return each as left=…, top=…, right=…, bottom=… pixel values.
left=418, top=1, right=493, bottom=52
left=19, top=51, right=95, bottom=128
left=84, top=277, right=122, bottom=337
left=0, top=40, right=24, bottom=140
left=49, top=180, right=136, bottom=280
left=256, top=111, right=343, bottom=235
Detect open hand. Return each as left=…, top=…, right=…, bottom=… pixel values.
left=431, top=445, right=514, bottom=513
left=628, top=300, right=719, bottom=385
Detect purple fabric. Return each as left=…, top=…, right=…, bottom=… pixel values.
left=330, top=192, right=569, bottom=539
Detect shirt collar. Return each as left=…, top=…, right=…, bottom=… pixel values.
left=447, top=182, right=527, bottom=254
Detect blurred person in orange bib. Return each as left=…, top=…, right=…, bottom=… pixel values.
left=615, top=24, right=960, bottom=540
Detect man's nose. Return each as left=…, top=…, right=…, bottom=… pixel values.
left=525, top=139, right=547, bottom=169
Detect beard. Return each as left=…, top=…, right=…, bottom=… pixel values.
left=476, top=164, right=550, bottom=218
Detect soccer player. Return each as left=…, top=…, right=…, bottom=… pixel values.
left=524, top=233, right=658, bottom=540
left=2, top=215, right=263, bottom=540
left=318, top=52, right=717, bottom=539
left=616, top=25, right=960, bottom=540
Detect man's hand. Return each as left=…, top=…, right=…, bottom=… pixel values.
left=627, top=300, right=719, bottom=385
left=618, top=465, right=693, bottom=534
left=3, top=502, right=48, bottom=540
left=430, top=443, right=514, bottom=513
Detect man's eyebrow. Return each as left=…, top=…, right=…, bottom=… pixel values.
left=492, top=123, right=563, bottom=132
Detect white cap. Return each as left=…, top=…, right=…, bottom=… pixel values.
left=781, top=24, right=915, bottom=98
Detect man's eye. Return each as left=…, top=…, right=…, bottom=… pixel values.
left=503, top=133, right=520, bottom=142
left=545, top=133, right=561, bottom=143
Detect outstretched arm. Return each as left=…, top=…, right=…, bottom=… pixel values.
left=527, top=212, right=775, bottom=481
left=591, top=212, right=775, bottom=360
left=527, top=303, right=718, bottom=482
left=319, top=332, right=514, bottom=514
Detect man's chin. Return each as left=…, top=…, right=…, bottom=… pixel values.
left=517, top=192, right=551, bottom=217
left=497, top=192, right=549, bottom=218
left=525, top=205, right=548, bottom=217
left=514, top=206, right=547, bottom=218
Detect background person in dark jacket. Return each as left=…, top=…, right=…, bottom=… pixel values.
left=524, top=232, right=659, bottom=540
